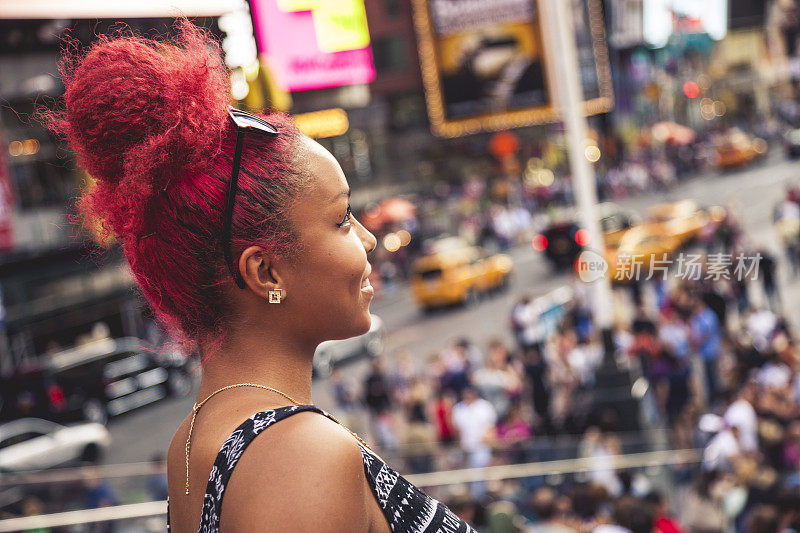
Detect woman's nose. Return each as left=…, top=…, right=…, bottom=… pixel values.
left=364, top=228, right=377, bottom=254
left=353, top=214, right=377, bottom=253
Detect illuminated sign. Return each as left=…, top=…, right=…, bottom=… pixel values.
left=412, top=0, right=613, bottom=137
left=250, top=0, right=375, bottom=92
left=293, top=108, right=349, bottom=138
left=643, top=0, right=728, bottom=48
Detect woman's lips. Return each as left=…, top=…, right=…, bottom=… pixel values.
left=360, top=278, right=374, bottom=296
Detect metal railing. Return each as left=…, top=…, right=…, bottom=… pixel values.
left=0, top=448, right=701, bottom=532
left=0, top=426, right=676, bottom=489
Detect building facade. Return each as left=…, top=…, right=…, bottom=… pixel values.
left=0, top=17, right=223, bottom=374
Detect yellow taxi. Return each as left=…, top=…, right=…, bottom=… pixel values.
left=606, top=225, right=683, bottom=283
left=715, top=129, right=767, bottom=170
left=605, top=200, right=725, bottom=282
left=410, top=238, right=513, bottom=310
left=647, top=199, right=721, bottom=246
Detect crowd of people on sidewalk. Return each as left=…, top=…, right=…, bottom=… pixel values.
left=326, top=216, right=800, bottom=532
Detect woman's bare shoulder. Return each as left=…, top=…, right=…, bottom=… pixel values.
left=219, top=410, right=372, bottom=532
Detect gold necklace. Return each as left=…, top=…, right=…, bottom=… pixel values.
left=184, top=382, right=372, bottom=495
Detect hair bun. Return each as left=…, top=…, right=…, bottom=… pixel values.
left=52, top=20, right=230, bottom=235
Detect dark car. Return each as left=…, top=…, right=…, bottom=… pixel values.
left=533, top=204, right=638, bottom=271
left=534, top=222, right=584, bottom=269
left=0, top=337, right=193, bottom=425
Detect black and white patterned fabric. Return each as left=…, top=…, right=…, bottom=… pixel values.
left=168, top=404, right=475, bottom=532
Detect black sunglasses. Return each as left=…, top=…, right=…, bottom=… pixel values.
left=223, top=107, right=279, bottom=289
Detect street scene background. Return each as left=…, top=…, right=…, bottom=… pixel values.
left=2, top=1, right=800, bottom=532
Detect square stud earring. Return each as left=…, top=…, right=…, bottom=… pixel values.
left=268, top=289, right=283, bottom=303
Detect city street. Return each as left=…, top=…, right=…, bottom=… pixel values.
left=102, top=152, right=800, bottom=467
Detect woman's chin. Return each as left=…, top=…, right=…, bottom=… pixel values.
left=331, top=311, right=371, bottom=341
left=355, top=311, right=372, bottom=336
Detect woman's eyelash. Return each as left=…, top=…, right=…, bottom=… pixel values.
left=337, top=204, right=352, bottom=227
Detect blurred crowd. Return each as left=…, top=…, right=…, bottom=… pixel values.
left=327, top=223, right=800, bottom=532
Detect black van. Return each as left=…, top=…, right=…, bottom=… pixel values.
left=0, top=337, right=193, bottom=425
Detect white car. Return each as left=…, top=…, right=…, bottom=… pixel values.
left=0, top=418, right=111, bottom=472
left=313, top=314, right=385, bottom=377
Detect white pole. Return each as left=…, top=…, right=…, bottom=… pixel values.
left=542, top=0, right=614, bottom=333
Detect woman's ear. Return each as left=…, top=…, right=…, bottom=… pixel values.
left=239, top=245, right=283, bottom=298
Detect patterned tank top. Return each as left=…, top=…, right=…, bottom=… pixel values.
left=168, top=404, right=476, bottom=532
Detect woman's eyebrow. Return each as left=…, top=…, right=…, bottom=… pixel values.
left=331, top=188, right=351, bottom=202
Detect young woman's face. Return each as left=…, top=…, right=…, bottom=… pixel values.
left=281, top=136, right=377, bottom=343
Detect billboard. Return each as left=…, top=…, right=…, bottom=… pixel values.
left=249, top=0, right=375, bottom=92
left=412, top=0, right=613, bottom=137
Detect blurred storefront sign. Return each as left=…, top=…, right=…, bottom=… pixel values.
left=0, top=129, right=15, bottom=252
left=643, top=0, right=728, bottom=48
left=606, top=0, right=644, bottom=49
left=728, top=0, right=767, bottom=30
left=249, top=0, right=376, bottom=92
left=709, top=28, right=772, bottom=119
left=293, top=108, right=349, bottom=138
left=218, top=1, right=260, bottom=101
left=411, top=0, right=613, bottom=137
left=489, top=131, right=520, bottom=159
left=712, top=29, right=768, bottom=70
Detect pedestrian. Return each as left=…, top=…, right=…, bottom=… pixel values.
left=689, top=298, right=722, bottom=406
left=510, top=296, right=531, bottom=350
left=523, top=345, right=553, bottom=434
left=744, top=506, right=781, bottom=533
left=517, top=298, right=546, bottom=354
left=19, top=495, right=51, bottom=533
left=440, top=340, right=473, bottom=398
left=362, top=357, right=397, bottom=450
left=658, top=307, right=690, bottom=361
left=431, top=388, right=457, bottom=446
left=594, top=495, right=656, bottom=533
left=472, top=339, right=523, bottom=418
left=722, top=378, right=759, bottom=453
left=83, top=467, right=118, bottom=533
left=642, top=492, right=684, bottom=533
left=451, top=386, right=498, bottom=500
left=774, top=190, right=800, bottom=275
left=401, top=398, right=438, bottom=474
left=363, top=357, right=392, bottom=415
left=700, top=279, right=727, bottom=334
left=757, top=249, right=780, bottom=312
left=494, top=400, right=532, bottom=464
left=388, top=349, right=417, bottom=406
left=527, top=487, right=577, bottom=532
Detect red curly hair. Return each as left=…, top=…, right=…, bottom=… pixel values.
left=47, top=20, right=308, bottom=356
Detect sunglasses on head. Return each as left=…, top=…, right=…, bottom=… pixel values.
left=223, top=106, right=279, bottom=289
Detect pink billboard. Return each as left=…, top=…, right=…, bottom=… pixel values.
left=250, top=0, right=376, bottom=92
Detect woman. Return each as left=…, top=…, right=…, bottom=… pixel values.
left=54, top=22, right=475, bottom=532
left=494, top=400, right=532, bottom=464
